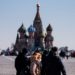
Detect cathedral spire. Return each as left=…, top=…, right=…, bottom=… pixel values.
left=36, top=2, right=40, bottom=13
left=34, top=4, right=40, bottom=21
left=33, top=2, right=43, bottom=48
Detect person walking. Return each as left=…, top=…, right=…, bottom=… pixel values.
left=41, top=50, right=48, bottom=75
left=15, top=48, right=30, bottom=75
left=46, top=46, right=66, bottom=75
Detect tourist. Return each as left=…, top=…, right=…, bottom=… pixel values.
left=30, top=50, right=42, bottom=75
left=41, top=50, right=48, bottom=75
left=46, top=46, right=66, bottom=75
left=15, top=48, right=30, bottom=75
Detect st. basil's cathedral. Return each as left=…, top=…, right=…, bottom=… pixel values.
left=13, top=3, right=54, bottom=53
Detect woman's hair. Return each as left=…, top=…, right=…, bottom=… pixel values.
left=31, top=50, right=42, bottom=62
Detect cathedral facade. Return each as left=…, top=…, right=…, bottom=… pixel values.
left=14, top=3, right=54, bottom=53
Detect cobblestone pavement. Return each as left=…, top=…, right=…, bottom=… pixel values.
left=0, top=56, right=75, bottom=75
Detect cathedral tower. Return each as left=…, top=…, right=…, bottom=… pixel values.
left=33, top=3, right=44, bottom=48
left=45, top=24, right=54, bottom=51
left=14, top=24, right=28, bottom=52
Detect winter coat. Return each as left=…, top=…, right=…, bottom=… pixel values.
left=15, top=53, right=30, bottom=75
left=46, top=51, right=66, bottom=75
left=30, top=60, right=41, bottom=75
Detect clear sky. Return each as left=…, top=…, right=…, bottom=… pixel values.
left=0, top=0, right=75, bottom=50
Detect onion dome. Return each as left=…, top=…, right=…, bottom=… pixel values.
left=28, top=25, right=36, bottom=32
left=18, top=24, right=26, bottom=33
left=46, top=24, right=53, bottom=31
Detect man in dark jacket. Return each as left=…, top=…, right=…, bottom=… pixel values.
left=41, top=50, right=48, bottom=75
left=15, top=48, right=30, bottom=75
left=46, top=46, right=66, bottom=75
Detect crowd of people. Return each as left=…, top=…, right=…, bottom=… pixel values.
left=15, top=46, right=67, bottom=75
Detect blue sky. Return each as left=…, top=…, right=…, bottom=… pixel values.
left=0, top=0, right=75, bottom=50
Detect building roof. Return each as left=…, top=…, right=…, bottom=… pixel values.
left=18, top=23, right=26, bottom=33
left=33, top=3, right=42, bottom=23
left=46, top=24, right=53, bottom=31
left=28, top=25, right=36, bottom=32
